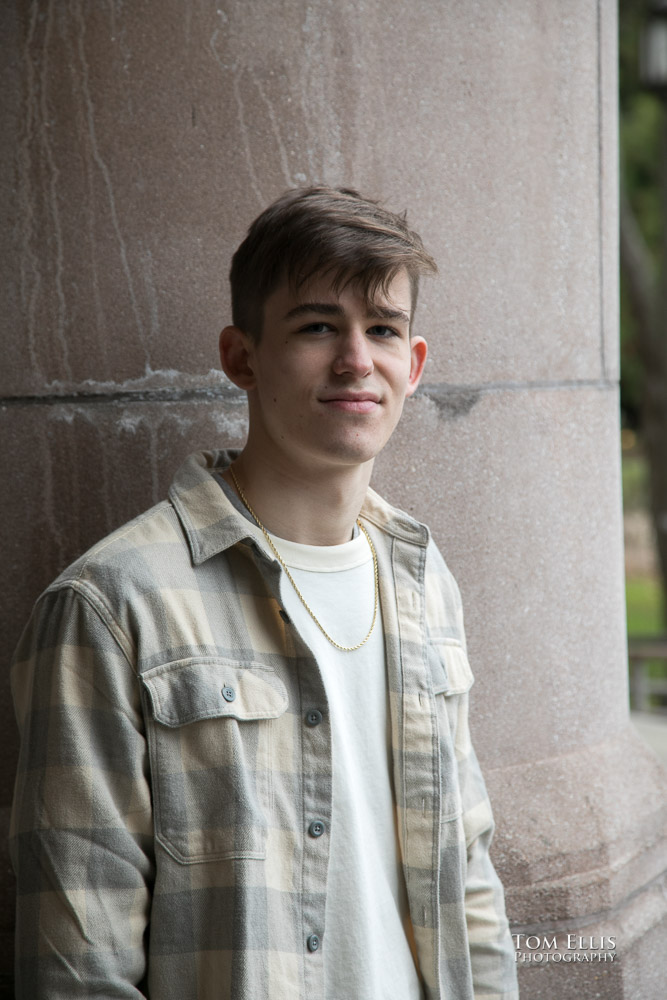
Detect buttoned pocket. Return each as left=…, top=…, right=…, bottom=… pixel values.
left=141, top=657, right=288, bottom=864
left=427, top=640, right=474, bottom=820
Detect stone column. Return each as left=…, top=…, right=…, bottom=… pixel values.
left=1, top=2, right=665, bottom=998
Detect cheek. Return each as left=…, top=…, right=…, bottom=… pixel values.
left=386, top=363, right=412, bottom=401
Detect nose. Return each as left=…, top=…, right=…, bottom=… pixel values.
left=332, top=327, right=374, bottom=377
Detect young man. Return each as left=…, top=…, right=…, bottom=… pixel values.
left=10, top=187, right=518, bottom=999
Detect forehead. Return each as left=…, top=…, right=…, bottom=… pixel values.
left=265, top=268, right=413, bottom=319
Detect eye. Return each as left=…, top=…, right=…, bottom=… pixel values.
left=298, top=322, right=334, bottom=334
left=368, top=325, right=400, bottom=338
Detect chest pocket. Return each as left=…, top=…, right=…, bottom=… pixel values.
left=427, top=640, right=474, bottom=821
left=141, top=657, right=288, bottom=864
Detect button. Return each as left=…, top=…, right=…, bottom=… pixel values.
left=278, top=609, right=291, bottom=624
left=307, top=934, right=320, bottom=953
left=305, top=709, right=323, bottom=727
left=221, top=686, right=236, bottom=702
left=308, top=819, right=325, bottom=838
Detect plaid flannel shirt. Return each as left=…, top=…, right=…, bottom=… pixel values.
left=10, top=450, right=518, bottom=999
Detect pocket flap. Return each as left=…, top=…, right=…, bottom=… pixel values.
left=428, top=642, right=474, bottom=695
left=141, top=658, right=289, bottom=727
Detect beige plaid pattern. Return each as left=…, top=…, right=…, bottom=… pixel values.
left=10, top=451, right=518, bottom=999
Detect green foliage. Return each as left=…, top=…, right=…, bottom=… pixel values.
left=622, top=448, right=666, bottom=636
left=620, top=95, right=662, bottom=256
left=618, top=0, right=662, bottom=427
left=620, top=284, right=644, bottom=427
left=622, top=450, right=650, bottom=510
left=626, top=576, right=663, bottom=635
left=618, top=6, right=667, bottom=655
left=626, top=577, right=667, bottom=700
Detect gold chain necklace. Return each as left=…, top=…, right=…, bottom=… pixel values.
left=229, top=466, right=379, bottom=652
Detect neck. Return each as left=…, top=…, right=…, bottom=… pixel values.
left=224, top=446, right=373, bottom=546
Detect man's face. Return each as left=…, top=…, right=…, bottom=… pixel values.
left=228, top=269, right=427, bottom=475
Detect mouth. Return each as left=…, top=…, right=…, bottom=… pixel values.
left=319, top=391, right=381, bottom=413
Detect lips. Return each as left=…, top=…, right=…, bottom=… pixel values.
left=319, top=391, right=381, bottom=413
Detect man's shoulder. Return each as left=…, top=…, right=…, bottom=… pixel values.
left=41, top=456, right=222, bottom=590
left=49, top=498, right=187, bottom=594
left=362, top=487, right=466, bottom=644
left=48, top=450, right=237, bottom=596
left=362, top=486, right=461, bottom=571
left=361, top=487, right=452, bottom=565
left=361, top=486, right=431, bottom=547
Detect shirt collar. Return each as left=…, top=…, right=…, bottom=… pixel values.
left=169, top=450, right=429, bottom=566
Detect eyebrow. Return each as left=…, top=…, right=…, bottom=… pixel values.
left=283, top=301, right=410, bottom=325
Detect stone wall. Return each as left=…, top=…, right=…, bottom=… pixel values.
left=2, top=1, right=665, bottom=996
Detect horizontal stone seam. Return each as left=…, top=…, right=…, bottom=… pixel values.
left=416, top=378, right=616, bottom=397
left=0, top=378, right=617, bottom=409
left=0, top=387, right=246, bottom=407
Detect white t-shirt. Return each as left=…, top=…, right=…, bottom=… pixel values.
left=242, top=518, right=424, bottom=1000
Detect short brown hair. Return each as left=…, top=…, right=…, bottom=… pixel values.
left=229, top=186, right=437, bottom=338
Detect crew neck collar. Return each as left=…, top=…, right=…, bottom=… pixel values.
left=242, top=519, right=372, bottom=572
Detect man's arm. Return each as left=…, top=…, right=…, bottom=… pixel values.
left=459, top=738, right=519, bottom=999
left=426, top=542, right=518, bottom=998
left=10, top=583, right=154, bottom=998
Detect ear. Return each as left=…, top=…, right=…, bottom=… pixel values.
left=219, top=325, right=257, bottom=390
left=405, top=336, right=428, bottom=397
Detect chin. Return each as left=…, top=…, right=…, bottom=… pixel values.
left=315, top=439, right=387, bottom=467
